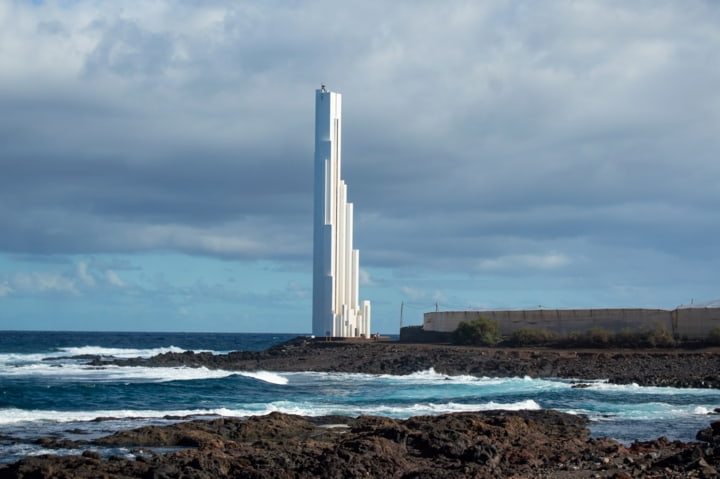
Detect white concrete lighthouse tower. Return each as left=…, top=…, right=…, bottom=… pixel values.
left=312, top=86, right=371, bottom=338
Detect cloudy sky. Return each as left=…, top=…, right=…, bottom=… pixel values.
left=1, top=1, right=719, bottom=333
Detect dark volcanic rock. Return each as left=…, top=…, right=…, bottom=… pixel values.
left=3, top=410, right=720, bottom=478
left=89, top=338, right=720, bottom=389
left=696, top=421, right=720, bottom=445
left=94, top=412, right=321, bottom=447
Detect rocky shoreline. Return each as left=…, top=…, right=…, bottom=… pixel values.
left=2, top=409, right=719, bottom=478
left=4, top=338, right=720, bottom=478
left=88, top=337, right=720, bottom=388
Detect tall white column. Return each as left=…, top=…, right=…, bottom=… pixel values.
left=312, top=86, right=371, bottom=337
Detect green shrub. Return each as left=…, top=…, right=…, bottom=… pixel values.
left=552, top=325, right=676, bottom=348
left=615, top=328, right=641, bottom=347
left=452, top=316, right=500, bottom=346
left=554, top=327, right=612, bottom=348
left=559, top=331, right=580, bottom=347
left=584, top=327, right=612, bottom=346
left=708, top=325, right=720, bottom=345
left=642, top=324, right=675, bottom=348
left=508, top=328, right=557, bottom=346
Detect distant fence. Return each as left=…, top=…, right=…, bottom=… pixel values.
left=422, top=307, right=720, bottom=339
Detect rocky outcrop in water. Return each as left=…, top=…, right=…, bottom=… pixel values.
left=88, top=337, right=720, bottom=389
left=2, top=411, right=719, bottom=478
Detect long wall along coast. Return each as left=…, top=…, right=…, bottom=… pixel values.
left=422, top=305, right=720, bottom=340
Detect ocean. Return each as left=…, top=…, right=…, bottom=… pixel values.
left=1, top=330, right=720, bottom=464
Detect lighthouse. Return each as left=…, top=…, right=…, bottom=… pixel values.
left=312, top=86, right=371, bottom=337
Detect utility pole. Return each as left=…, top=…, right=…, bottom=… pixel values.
left=400, top=301, right=404, bottom=330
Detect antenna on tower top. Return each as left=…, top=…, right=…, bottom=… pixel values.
left=321, top=84, right=327, bottom=93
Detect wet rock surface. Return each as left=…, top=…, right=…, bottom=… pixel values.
left=90, top=337, right=720, bottom=389
left=2, top=411, right=719, bottom=478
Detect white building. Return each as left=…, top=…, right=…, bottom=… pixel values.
left=312, top=86, right=371, bottom=337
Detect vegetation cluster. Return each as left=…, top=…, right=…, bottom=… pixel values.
left=450, top=316, right=720, bottom=348
left=505, top=325, right=676, bottom=348
left=451, top=316, right=500, bottom=346
left=709, top=325, right=720, bottom=345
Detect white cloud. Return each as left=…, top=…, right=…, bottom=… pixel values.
left=285, top=281, right=309, bottom=299
left=359, top=268, right=375, bottom=286
left=476, top=253, right=571, bottom=272
left=398, top=286, right=447, bottom=303
left=8, top=271, right=79, bottom=296
left=105, top=270, right=126, bottom=288
left=76, top=261, right=96, bottom=287
left=0, top=261, right=132, bottom=297
left=431, top=290, right=449, bottom=303
left=400, top=286, right=426, bottom=301
left=128, top=223, right=308, bottom=259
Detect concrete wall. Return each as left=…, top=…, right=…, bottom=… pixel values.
left=422, top=307, right=720, bottom=339
left=676, top=308, right=720, bottom=339
left=399, top=325, right=452, bottom=343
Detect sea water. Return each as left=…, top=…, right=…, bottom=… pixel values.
left=1, top=331, right=719, bottom=463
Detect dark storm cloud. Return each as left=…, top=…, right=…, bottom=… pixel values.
left=1, top=0, right=720, bottom=287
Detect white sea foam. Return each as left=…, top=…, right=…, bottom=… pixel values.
left=0, top=362, right=237, bottom=382
left=285, top=368, right=561, bottom=385
left=562, top=401, right=720, bottom=421
left=1, top=443, right=86, bottom=460
left=283, top=370, right=570, bottom=397
left=1, top=358, right=289, bottom=384
left=581, top=380, right=720, bottom=395
left=398, top=368, right=481, bottom=383
left=237, top=371, right=288, bottom=385
left=0, top=346, right=195, bottom=369
left=0, top=352, right=56, bottom=366
left=260, top=399, right=542, bottom=418
left=0, top=399, right=541, bottom=426
left=0, top=407, right=229, bottom=425
left=58, top=345, right=190, bottom=359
